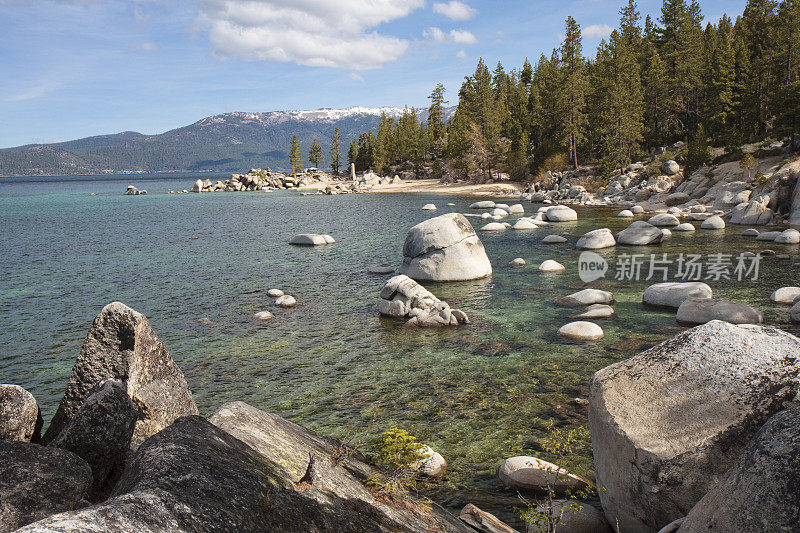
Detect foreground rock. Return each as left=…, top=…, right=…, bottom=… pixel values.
left=676, top=298, right=763, bottom=325
left=412, top=445, right=447, bottom=477
left=49, top=380, right=137, bottom=502
left=531, top=500, right=612, bottom=533
left=774, top=228, right=800, bottom=244
left=791, top=300, right=800, bottom=322
left=289, top=234, right=335, bottom=246
left=0, top=441, right=91, bottom=532
left=642, top=282, right=712, bottom=309
left=208, top=402, right=470, bottom=532
left=401, top=213, right=492, bottom=282
left=557, top=289, right=614, bottom=307
left=589, top=321, right=800, bottom=532
left=379, top=275, right=468, bottom=327
left=42, top=302, right=198, bottom=449
left=0, top=384, right=42, bottom=442
left=20, top=415, right=472, bottom=533
left=459, top=504, right=518, bottom=533
left=676, top=407, right=800, bottom=533
left=575, top=228, right=615, bottom=250
left=497, top=456, right=589, bottom=493
left=558, top=322, right=604, bottom=342
left=616, top=221, right=664, bottom=246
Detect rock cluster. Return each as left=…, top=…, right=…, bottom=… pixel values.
left=124, top=185, right=147, bottom=195
left=190, top=168, right=324, bottom=193
left=378, top=275, right=469, bottom=327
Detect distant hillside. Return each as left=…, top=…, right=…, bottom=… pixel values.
left=0, top=107, right=450, bottom=176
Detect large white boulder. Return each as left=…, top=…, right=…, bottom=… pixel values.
left=401, top=213, right=492, bottom=282
left=576, top=228, right=616, bottom=250
left=589, top=321, right=800, bottom=532
left=700, top=215, right=725, bottom=229
left=774, top=228, right=800, bottom=244
left=616, top=221, right=664, bottom=246
left=642, top=282, right=712, bottom=309
left=289, top=234, right=335, bottom=246
left=545, top=205, right=578, bottom=222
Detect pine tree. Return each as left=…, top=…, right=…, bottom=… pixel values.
left=427, top=84, right=448, bottom=158
left=308, top=139, right=323, bottom=169
left=558, top=16, right=588, bottom=169
left=289, top=136, right=303, bottom=175
left=329, top=127, right=341, bottom=175
left=347, top=140, right=358, bottom=171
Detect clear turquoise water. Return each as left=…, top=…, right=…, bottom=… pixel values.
left=2, top=174, right=799, bottom=524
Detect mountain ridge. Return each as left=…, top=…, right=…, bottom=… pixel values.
left=0, top=106, right=447, bottom=176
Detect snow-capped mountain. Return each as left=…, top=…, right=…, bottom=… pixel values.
left=0, top=106, right=452, bottom=176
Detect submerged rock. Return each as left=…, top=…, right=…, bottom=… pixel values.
left=42, top=302, right=197, bottom=450
left=589, top=321, right=800, bottom=532
left=677, top=407, right=800, bottom=533
left=378, top=275, right=468, bottom=327
left=267, top=288, right=284, bottom=297
left=541, top=235, right=568, bottom=244
left=642, top=282, right=713, bottom=309
left=572, top=304, right=615, bottom=319
left=0, top=385, right=42, bottom=442
left=275, top=295, right=297, bottom=308
left=470, top=201, right=496, bottom=209
left=459, top=504, right=518, bottom=533
left=531, top=500, right=613, bottom=533
left=481, top=222, right=507, bottom=231
left=254, top=311, right=275, bottom=321
left=676, top=298, right=763, bottom=325
left=510, top=258, right=526, bottom=267
left=0, top=441, right=91, bottom=532
left=557, top=289, right=614, bottom=307
left=401, top=213, right=492, bottom=282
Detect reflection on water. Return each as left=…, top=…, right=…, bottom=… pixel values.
left=1, top=174, right=798, bottom=524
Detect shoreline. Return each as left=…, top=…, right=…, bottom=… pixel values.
left=301, top=178, right=522, bottom=197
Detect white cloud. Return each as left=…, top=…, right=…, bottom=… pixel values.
left=197, top=0, right=424, bottom=71
left=432, top=1, right=477, bottom=21
left=583, top=24, right=613, bottom=39
left=456, top=49, right=467, bottom=59
left=350, top=72, right=365, bottom=82
left=137, top=42, right=160, bottom=52
left=449, top=29, right=476, bottom=44
left=423, top=27, right=477, bottom=45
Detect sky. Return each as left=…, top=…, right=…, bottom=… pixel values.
left=0, top=0, right=747, bottom=148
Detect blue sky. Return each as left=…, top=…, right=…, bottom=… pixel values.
left=0, top=0, right=746, bottom=148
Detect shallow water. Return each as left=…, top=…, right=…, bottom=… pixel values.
left=2, top=174, right=799, bottom=525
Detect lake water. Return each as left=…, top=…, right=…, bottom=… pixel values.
left=2, top=173, right=799, bottom=524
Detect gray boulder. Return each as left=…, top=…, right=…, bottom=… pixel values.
left=676, top=298, right=763, bottom=325
left=470, top=201, right=495, bottom=209
left=774, top=228, right=800, bottom=244
left=42, top=302, right=198, bottom=450
left=0, top=385, right=42, bottom=442
left=643, top=282, right=712, bottom=309
left=401, top=213, right=492, bottom=282
left=756, top=231, right=781, bottom=241
left=730, top=201, right=772, bottom=225
left=662, top=160, right=680, bottom=176
left=572, top=304, right=615, bottom=319
left=497, top=456, right=589, bottom=493
left=379, top=275, right=468, bottom=327
left=647, top=213, right=680, bottom=227
left=558, top=321, right=604, bottom=342
left=557, top=289, right=614, bottom=307
left=677, top=407, right=800, bottom=533
left=617, top=221, right=665, bottom=246
left=49, top=380, right=137, bottom=502
left=575, top=228, right=615, bottom=250
left=791, top=300, right=800, bottom=322
left=289, top=234, right=335, bottom=245
left=741, top=228, right=759, bottom=237
left=589, top=321, right=800, bottom=532
left=0, top=441, right=91, bottom=532
left=665, top=192, right=689, bottom=206
left=700, top=215, right=725, bottom=229
left=673, top=223, right=695, bottom=232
